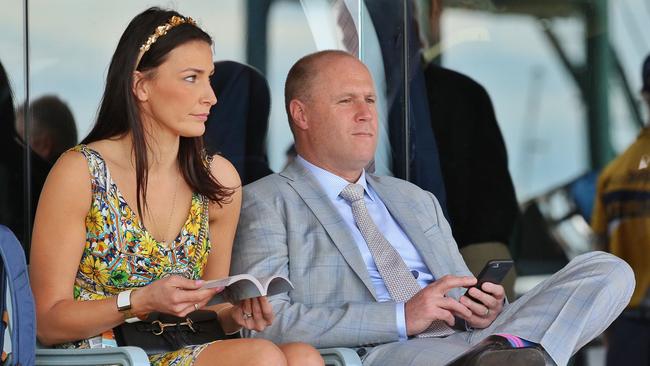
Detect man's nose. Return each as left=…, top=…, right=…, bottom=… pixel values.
left=355, top=101, right=373, bottom=121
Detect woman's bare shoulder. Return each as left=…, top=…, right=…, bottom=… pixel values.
left=50, top=147, right=92, bottom=181
left=209, top=154, right=241, bottom=189
left=38, top=148, right=93, bottom=215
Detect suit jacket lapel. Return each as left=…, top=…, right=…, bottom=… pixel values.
left=367, top=174, right=449, bottom=280
left=281, top=162, right=379, bottom=300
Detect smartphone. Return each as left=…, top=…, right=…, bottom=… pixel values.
left=464, top=259, right=514, bottom=303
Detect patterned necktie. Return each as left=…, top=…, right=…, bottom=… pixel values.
left=340, top=183, right=454, bottom=337
left=334, top=0, right=359, bottom=56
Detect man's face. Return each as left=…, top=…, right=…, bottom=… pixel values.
left=298, top=56, right=378, bottom=178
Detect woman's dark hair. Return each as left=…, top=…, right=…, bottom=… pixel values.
left=82, top=7, right=232, bottom=216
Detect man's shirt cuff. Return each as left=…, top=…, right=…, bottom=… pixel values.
left=396, top=302, right=408, bottom=341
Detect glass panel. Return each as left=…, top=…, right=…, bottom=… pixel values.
left=418, top=0, right=649, bottom=274
left=20, top=0, right=406, bottom=198
left=0, top=0, right=29, bottom=248
left=438, top=5, right=588, bottom=200
left=429, top=0, right=648, bottom=201
left=270, top=0, right=402, bottom=179
left=266, top=0, right=319, bottom=172
left=26, top=1, right=245, bottom=141
left=609, top=0, right=649, bottom=150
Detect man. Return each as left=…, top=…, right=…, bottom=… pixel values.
left=592, top=54, right=650, bottom=366
left=232, top=50, right=634, bottom=366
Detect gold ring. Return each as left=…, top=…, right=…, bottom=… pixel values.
left=243, top=312, right=253, bottom=320
left=484, top=308, right=490, bottom=317
left=194, top=303, right=199, bottom=311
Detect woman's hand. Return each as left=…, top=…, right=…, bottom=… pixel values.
left=230, top=297, right=274, bottom=332
left=132, top=275, right=223, bottom=317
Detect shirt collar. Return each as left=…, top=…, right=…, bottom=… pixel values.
left=296, top=155, right=375, bottom=202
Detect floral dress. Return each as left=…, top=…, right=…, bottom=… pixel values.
left=59, top=144, right=214, bottom=365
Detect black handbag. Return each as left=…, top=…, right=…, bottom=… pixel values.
left=113, top=310, right=227, bottom=355
left=113, top=196, right=227, bottom=355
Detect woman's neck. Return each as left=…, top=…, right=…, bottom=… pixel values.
left=120, top=130, right=179, bottom=174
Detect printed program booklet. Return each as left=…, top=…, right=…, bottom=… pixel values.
left=203, top=274, right=294, bottom=305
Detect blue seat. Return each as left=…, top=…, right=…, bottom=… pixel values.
left=0, top=225, right=36, bottom=365
left=0, top=225, right=149, bottom=365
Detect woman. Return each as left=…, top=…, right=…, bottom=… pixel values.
left=29, top=7, right=323, bottom=366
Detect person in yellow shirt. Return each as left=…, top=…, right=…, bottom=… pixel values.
left=592, top=54, right=650, bottom=366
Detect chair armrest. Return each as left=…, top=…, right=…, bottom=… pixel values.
left=319, top=347, right=363, bottom=366
left=35, top=346, right=150, bottom=366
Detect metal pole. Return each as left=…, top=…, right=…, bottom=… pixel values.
left=402, top=0, right=410, bottom=181
left=585, top=0, right=613, bottom=170
left=246, top=0, right=272, bottom=75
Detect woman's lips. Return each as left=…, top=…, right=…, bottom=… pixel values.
left=191, top=113, right=209, bottom=121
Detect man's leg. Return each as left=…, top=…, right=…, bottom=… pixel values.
left=361, top=334, right=472, bottom=366
left=467, top=251, right=634, bottom=366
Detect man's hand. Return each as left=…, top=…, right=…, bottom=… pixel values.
left=405, top=275, right=475, bottom=336
left=459, top=282, right=505, bottom=329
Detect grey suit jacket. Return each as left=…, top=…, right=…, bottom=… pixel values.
left=231, top=160, right=472, bottom=348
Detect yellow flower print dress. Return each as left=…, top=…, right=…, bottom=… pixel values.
left=59, top=145, right=214, bottom=365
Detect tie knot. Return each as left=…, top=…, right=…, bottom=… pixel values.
left=340, top=183, right=365, bottom=203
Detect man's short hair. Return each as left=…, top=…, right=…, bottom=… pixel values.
left=284, top=50, right=356, bottom=127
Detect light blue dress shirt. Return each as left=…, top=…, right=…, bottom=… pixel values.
left=297, top=156, right=434, bottom=340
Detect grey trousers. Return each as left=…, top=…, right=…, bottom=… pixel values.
left=362, top=251, right=634, bottom=366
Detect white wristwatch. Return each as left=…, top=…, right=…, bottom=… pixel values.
left=116, top=289, right=140, bottom=323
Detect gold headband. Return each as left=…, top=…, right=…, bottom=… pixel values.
left=135, top=15, right=196, bottom=69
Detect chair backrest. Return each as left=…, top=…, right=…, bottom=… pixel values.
left=204, top=60, right=273, bottom=185
left=0, top=225, right=36, bottom=365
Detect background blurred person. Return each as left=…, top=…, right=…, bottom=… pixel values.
left=592, top=54, right=650, bottom=366
left=15, top=95, right=78, bottom=163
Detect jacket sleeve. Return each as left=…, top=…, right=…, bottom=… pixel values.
left=231, top=184, right=400, bottom=348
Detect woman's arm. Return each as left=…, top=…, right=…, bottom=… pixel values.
left=201, top=157, right=274, bottom=333
left=201, top=154, right=242, bottom=282
left=30, top=151, right=126, bottom=345
left=200, top=155, right=266, bottom=333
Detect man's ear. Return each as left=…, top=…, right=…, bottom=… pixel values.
left=132, top=71, right=149, bottom=102
left=289, top=99, right=309, bottom=130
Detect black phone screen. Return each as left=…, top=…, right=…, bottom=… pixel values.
left=464, top=259, right=514, bottom=303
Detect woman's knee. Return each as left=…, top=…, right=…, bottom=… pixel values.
left=198, top=338, right=287, bottom=366
left=279, top=342, right=324, bottom=366
left=245, top=339, right=288, bottom=366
